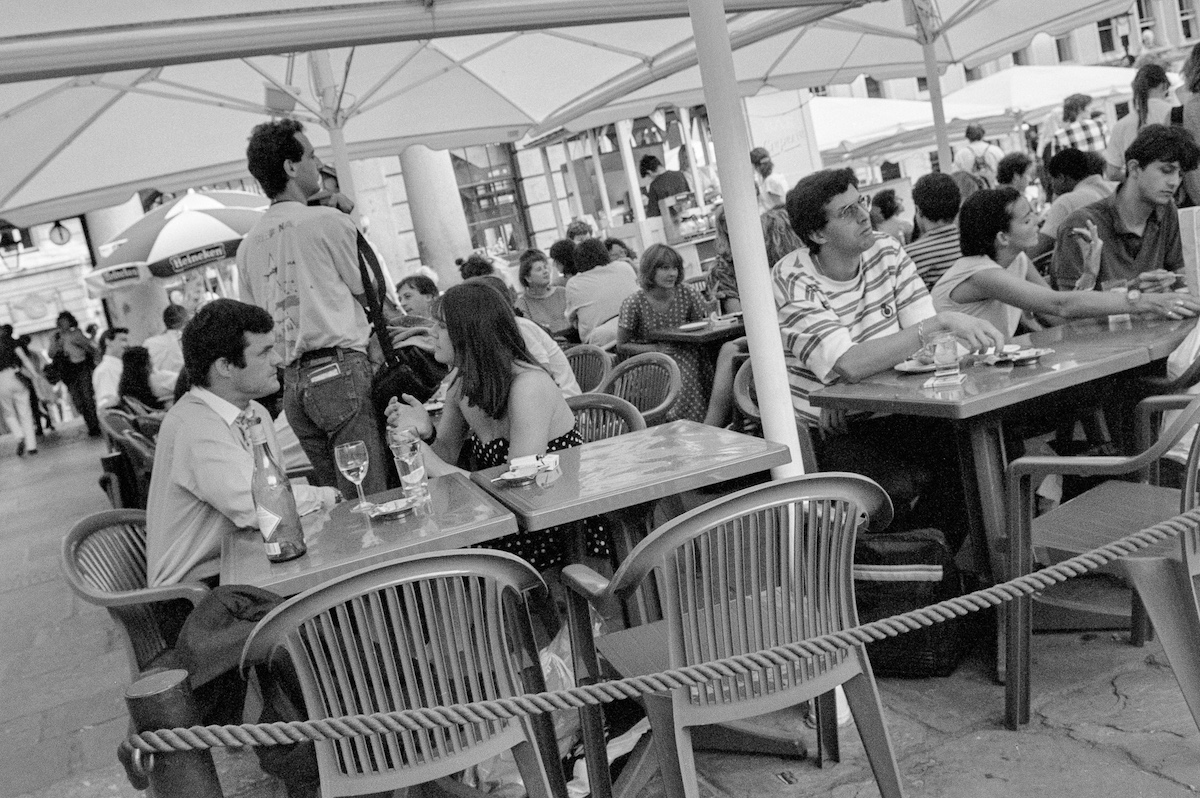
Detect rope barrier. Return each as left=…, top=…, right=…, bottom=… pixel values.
left=127, top=508, right=1200, bottom=755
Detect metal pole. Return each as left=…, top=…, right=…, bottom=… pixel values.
left=922, top=41, right=954, bottom=171
left=687, top=0, right=803, bottom=478
left=125, top=669, right=223, bottom=798
left=540, top=147, right=566, bottom=238
left=309, top=50, right=361, bottom=223
left=677, top=106, right=707, bottom=211
left=616, top=118, right=646, bottom=223
left=562, top=141, right=585, bottom=219
left=587, top=128, right=614, bottom=233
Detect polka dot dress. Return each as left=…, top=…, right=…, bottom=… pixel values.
left=618, top=284, right=708, bottom=422
left=471, top=424, right=610, bottom=571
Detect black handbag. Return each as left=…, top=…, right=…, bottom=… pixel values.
left=354, top=232, right=447, bottom=420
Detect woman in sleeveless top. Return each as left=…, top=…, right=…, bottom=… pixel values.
left=386, top=281, right=606, bottom=570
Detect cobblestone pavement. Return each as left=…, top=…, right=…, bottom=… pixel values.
left=5, top=422, right=1200, bottom=797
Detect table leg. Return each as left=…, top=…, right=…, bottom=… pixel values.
left=956, top=418, right=1009, bottom=684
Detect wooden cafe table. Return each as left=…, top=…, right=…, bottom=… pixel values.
left=808, top=316, right=1196, bottom=678
left=221, top=473, right=517, bottom=596
left=644, top=315, right=746, bottom=347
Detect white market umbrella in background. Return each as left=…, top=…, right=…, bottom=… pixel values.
left=943, top=64, right=1141, bottom=112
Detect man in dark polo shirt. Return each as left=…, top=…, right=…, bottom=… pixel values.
left=639, top=154, right=692, bottom=217
left=1052, top=124, right=1200, bottom=292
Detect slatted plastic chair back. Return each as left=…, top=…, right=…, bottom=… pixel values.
left=608, top=475, right=892, bottom=716
left=598, top=352, right=681, bottom=426
left=242, top=551, right=553, bottom=797
left=100, top=409, right=137, bottom=442
left=565, top=344, right=611, bottom=393
left=731, top=360, right=818, bottom=472
left=567, top=393, right=646, bottom=443
left=1179, top=423, right=1200, bottom=582
left=61, top=510, right=171, bottom=673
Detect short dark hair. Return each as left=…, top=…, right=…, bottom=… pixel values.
left=162, top=304, right=188, bottom=330
left=565, top=220, right=593, bottom=240
left=639, top=154, right=662, bottom=178
left=1125, top=123, right=1200, bottom=172
left=396, top=274, right=438, bottom=298
left=996, top=152, right=1033, bottom=186
left=965, top=124, right=985, bottom=142
left=56, top=311, right=79, bottom=329
left=871, top=189, right=900, bottom=220
left=604, top=237, right=635, bottom=260
left=1063, top=93, right=1093, bottom=123
left=574, top=238, right=611, bottom=273
left=785, top=167, right=859, bottom=255
left=517, top=248, right=548, bottom=287
left=548, top=239, right=577, bottom=277
left=456, top=254, right=494, bottom=280
left=911, top=173, right=962, bottom=223
left=432, top=282, right=537, bottom=419
left=99, top=327, right=129, bottom=355
left=749, top=147, right=771, bottom=165
left=1084, top=150, right=1107, bottom=176
left=1047, top=148, right=1091, bottom=181
left=182, top=299, right=274, bottom=388
left=958, top=187, right=1024, bottom=261
left=118, top=346, right=162, bottom=411
left=246, top=118, right=305, bottom=199
left=638, top=243, right=685, bottom=290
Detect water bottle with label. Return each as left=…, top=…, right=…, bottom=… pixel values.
left=248, top=417, right=306, bottom=563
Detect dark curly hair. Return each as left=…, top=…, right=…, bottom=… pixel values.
left=785, top=168, right=859, bottom=255
left=246, top=118, right=305, bottom=199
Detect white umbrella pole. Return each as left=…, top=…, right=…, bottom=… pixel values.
left=539, top=147, right=566, bottom=237
left=687, top=0, right=804, bottom=478
left=587, top=129, right=614, bottom=232
left=678, top=106, right=706, bottom=211
left=922, top=41, right=954, bottom=171
left=616, top=119, right=647, bottom=224
left=309, top=50, right=359, bottom=222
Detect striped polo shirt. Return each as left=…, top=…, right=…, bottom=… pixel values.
left=772, top=234, right=935, bottom=426
left=905, top=224, right=962, bottom=290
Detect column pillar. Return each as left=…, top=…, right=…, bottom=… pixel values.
left=399, top=145, right=473, bottom=287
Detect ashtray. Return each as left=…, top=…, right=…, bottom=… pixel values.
left=492, top=454, right=560, bottom=487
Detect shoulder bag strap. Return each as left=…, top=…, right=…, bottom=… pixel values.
left=355, top=231, right=400, bottom=366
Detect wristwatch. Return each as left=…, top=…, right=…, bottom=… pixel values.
left=1126, top=285, right=1142, bottom=306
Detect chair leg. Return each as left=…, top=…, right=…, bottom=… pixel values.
left=1130, top=591, right=1152, bottom=647
left=1121, top=560, right=1200, bottom=734
left=840, top=667, right=905, bottom=798
left=813, top=691, right=839, bottom=766
left=644, top=694, right=697, bottom=798
left=510, top=738, right=558, bottom=798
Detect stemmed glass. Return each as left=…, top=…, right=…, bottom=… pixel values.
left=334, top=441, right=373, bottom=514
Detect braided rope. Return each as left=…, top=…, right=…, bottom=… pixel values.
left=128, top=508, right=1200, bottom=754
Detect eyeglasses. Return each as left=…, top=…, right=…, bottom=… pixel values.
left=832, top=194, right=871, bottom=221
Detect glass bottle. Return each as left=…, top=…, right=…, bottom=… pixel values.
left=248, top=416, right=306, bottom=563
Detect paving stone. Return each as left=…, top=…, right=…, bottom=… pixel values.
left=1, top=731, right=78, bottom=797
left=73, top=716, right=131, bottom=774
left=40, top=686, right=126, bottom=742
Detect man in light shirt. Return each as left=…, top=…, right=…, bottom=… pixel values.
left=142, top=304, right=188, bottom=375
left=91, top=327, right=129, bottom=410
left=750, top=147, right=788, bottom=213
left=146, top=299, right=337, bottom=587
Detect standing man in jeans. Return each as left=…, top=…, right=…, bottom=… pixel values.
left=237, top=118, right=388, bottom=496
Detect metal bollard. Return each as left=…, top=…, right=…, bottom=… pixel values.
left=125, top=669, right=224, bottom=798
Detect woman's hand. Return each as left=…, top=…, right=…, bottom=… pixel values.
left=1069, top=220, right=1103, bottom=291
left=817, top=407, right=849, bottom=437
left=1133, top=292, right=1200, bottom=319
left=385, top=393, right=433, bottom=439
left=931, top=312, right=1006, bottom=352
left=1135, top=269, right=1180, bottom=294
left=389, top=326, right=435, bottom=351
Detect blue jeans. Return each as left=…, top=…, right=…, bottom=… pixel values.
left=284, top=349, right=389, bottom=498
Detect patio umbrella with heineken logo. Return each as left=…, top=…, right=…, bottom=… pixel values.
left=94, top=188, right=267, bottom=278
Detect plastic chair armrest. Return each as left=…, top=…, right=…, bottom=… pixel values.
left=1007, top=454, right=1139, bottom=482
left=76, top=580, right=210, bottom=609
left=561, top=563, right=612, bottom=602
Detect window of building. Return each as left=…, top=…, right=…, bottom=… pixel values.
left=1182, top=0, right=1198, bottom=39
left=1012, top=47, right=1029, bottom=65
left=810, top=85, right=828, bottom=96
left=0, top=227, right=34, bottom=253
left=1114, top=100, right=1130, bottom=120
left=864, top=76, right=882, bottom=98
left=448, top=143, right=531, bottom=254
left=880, top=161, right=902, bottom=182
left=964, top=66, right=982, bottom=82
left=1055, top=35, right=1074, bottom=62
left=929, top=151, right=940, bottom=172
left=1097, top=18, right=1117, bottom=52
left=917, top=75, right=929, bottom=92
left=1137, top=0, right=1158, bottom=33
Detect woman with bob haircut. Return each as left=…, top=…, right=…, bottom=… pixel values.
left=617, top=243, right=708, bottom=421
left=931, top=187, right=1199, bottom=339
left=514, top=248, right=571, bottom=337
left=386, top=281, right=603, bottom=569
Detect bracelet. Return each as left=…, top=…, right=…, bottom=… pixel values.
left=423, top=426, right=437, bottom=445
left=916, top=320, right=928, bottom=349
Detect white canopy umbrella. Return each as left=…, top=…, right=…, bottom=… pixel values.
left=943, top=64, right=1141, bottom=112
left=0, top=5, right=859, bottom=229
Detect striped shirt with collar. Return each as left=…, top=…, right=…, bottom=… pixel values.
left=772, top=234, right=934, bottom=425
left=906, top=224, right=962, bottom=290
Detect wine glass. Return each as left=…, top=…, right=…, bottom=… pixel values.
left=334, top=441, right=373, bottom=514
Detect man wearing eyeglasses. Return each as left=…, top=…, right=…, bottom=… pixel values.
left=773, top=167, right=1003, bottom=531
